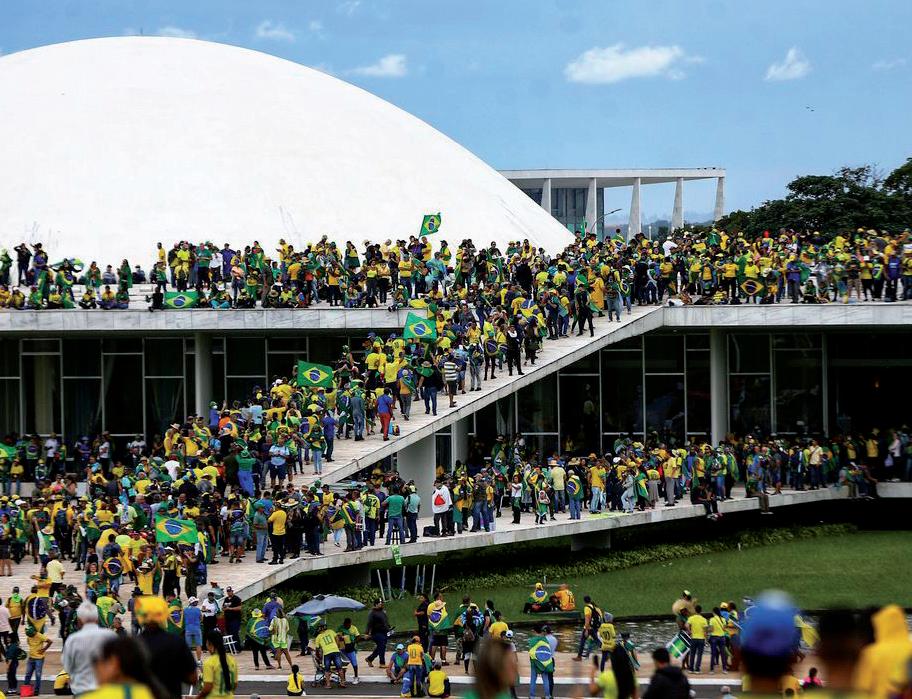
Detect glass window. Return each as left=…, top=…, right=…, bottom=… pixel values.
left=22, top=339, right=60, bottom=353
left=829, top=365, right=912, bottom=433
left=0, top=380, right=20, bottom=435
left=686, top=334, right=710, bottom=350
left=227, top=377, right=266, bottom=402
left=434, top=432, right=451, bottom=470
left=601, top=352, right=643, bottom=435
left=64, top=378, right=102, bottom=440
left=104, top=355, right=143, bottom=434
left=308, top=336, right=350, bottom=365
left=62, top=340, right=102, bottom=376
left=102, top=338, right=142, bottom=353
left=606, top=336, right=642, bottom=351
left=563, top=353, right=599, bottom=374
left=645, top=375, right=685, bottom=443
left=728, top=334, right=770, bottom=373
left=268, top=338, right=309, bottom=352
left=517, top=374, right=557, bottom=433
left=775, top=350, right=823, bottom=433
left=0, top=340, right=19, bottom=377
left=645, top=335, right=684, bottom=373
left=524, top=434, right=560, bottom=462
left=267, top=353, right=304, bottom=382
left=729, top=375, right=771, bottom=435
left=146, top=378, right=185, bottom=440
left=185, top=354, right=197, bottom=414
left=23, top=354, right=60, bottom=434
left=827, top=332, right=912, bottom=362
left=208, top=354, right=224, bottom=406
left=225, top=337, right=266, bottom=376
left=559, top=375, right=600, bottom=455
left=685, top=353, right=711, bottom=435
left=144, top=339, right=184, bottom=376
left=495, top=396, right=515, bottom=437
left=773, top=333, right=822, bottom=349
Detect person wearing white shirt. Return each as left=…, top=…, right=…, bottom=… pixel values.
left=200, top=591, right=220, bottom=638
left=431, top=482, right=453, bottom=537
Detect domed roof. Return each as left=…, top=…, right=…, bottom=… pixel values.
left=0, top=37, right=572, bottom=268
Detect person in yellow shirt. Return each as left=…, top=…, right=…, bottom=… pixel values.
left=427, top=661, right=450, bottom=698
left=488, top=611, right=508, bottom=639
left=686, top=606, right=709, bottom=673
left=597, top=613, right=617, bottom=670
left=314, top=622, right=347, bottom=688
left=24, top=626, right=52, bottom=695
left=198, top=632, right=238, bottom=699
left=267, top=504, right=287, bottom=565
left=708, top=607, right=729, bottom=673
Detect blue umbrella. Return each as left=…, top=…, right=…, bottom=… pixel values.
left=291, top=595, right=365, bottom=616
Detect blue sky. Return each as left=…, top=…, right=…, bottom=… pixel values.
left=2, top=0, right=911, bottom=221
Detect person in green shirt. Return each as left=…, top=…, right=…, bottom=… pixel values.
left=338, top=618, right=361, bottom=682
left=383, top=490, right=405, bottom=545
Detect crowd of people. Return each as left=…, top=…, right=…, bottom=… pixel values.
left=1, top=227, right=911, bottom=310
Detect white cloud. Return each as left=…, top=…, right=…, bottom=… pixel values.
left=564, top=44, right=700, bottom=84
left=338, top=0, right=361, bottom=17
left=764, top=47, right=810, bottom=81
left=156, top=25, right=197, bottom=39
left=255, top=20, right=296, bottom=42
left=308, top=20, right=324, bottom=33
left=350, top=54, right=407, bottom=78
left=872, top=57, right=907, bottom=71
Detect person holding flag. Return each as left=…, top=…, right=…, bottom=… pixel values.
left=427, top=592, right=451, bottom=665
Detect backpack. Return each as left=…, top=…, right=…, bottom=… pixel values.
left=588, top=603, right=602, bottom=628
left=230, top=518, right=246, bottom=537
left=54, top=509, right=68, bottom=530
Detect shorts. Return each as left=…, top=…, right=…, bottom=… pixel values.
left=230, top=532, right=245, bottom=547
left=433, top=634, right=448, bottom=647
left=269, top=463, right=287, bottom=481
left=446, top=381, right=458, bottom=393
left=344, top=650, right=358, bottom=667
left=324, top=651, right=344, bottom=671
left=185, top=631, right=202, bottom=648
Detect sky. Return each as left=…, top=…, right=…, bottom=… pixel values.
left=1, top=0, right=911, bottom=222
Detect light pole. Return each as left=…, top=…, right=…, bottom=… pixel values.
left=585, top=208, right=623, bottom=237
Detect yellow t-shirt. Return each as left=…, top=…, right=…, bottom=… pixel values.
left=315, top=629, right=340, bottom=655
left=407, top=642, right=424, bottom=666
left=267, top=510, right=287, bottom=536
left=428, top=670, right=448, bottom=697
left=488, top=620, right=509, bottom=639
left=709, top=615, right=726, bottom=637
left=82, top=684, right=155, bottom=699
left=202, top=654, right=238, bottom=699
left=27, top=631, right=49, bottom=659
left=687, top=614, right=709, bottom=640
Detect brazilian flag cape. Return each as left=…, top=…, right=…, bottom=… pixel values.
left=427, top=602, right=451, bottom=632
left=529, top=635, right=555, bottom=672
left=167, top=601, right=184, bottom=635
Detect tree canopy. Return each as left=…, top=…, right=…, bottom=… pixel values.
left=718, top=158, right=912, bottom=236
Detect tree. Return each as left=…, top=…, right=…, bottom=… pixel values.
left=717, top=159, right=912, bottom=236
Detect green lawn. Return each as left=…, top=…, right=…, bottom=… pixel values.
left=325, top=531, right=911, bottom=631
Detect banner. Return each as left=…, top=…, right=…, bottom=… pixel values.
left=163, top=291, right=199, bottom=309
left=296, top=361, right=334, bottom=389
left=154, top=515, right=199, bottom=545
left=403, top=311, right=438, bottom=342
left=420, top=213, right=442, bottom=236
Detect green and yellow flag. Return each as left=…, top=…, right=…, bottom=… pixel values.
left=154, top=515, right=198, bottom=545
left=296, top=361, right=334, bottom=389
left=163, top=291, right=199, bottom=309
left=740, top=279, right=765, bottom=297
left=420, top=213, right=442, bottom=236
left=403, top=311, right=438, bottom=342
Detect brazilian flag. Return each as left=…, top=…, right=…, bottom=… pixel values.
left=740, top=279, right=765, bottom=297
left=420, top=213, right=442, bottom=236
left=403, top=311, right=437, bottom=342
left=428, top=602, right=451, bottom=632
left=154, top=515, right=198, bottom=545
left=666, top=632, right=691, bottom=659
left=0, top=443, right=16, bottom=460
left=528, top=636, right=555, bottom=672
left=296, top=361, right=334, bottom=389
left=163, top=291, right=199, bottom=309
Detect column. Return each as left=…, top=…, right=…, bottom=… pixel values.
left=628, top=177, right=641, bottom=239
left=672, top=177, right=684, bottom=232
left=194, top=332, right=213, bottom=417
left=713, top=177, right=725, bottom=221
left=540, top=178, right=552, bottom=216
left=585, top=177, right=597, bottom=234
left=396, top=433, right=436, bottom=503
left=451, top=415, right=472, bottom=468
left=710, top=328, right=727, bottom=445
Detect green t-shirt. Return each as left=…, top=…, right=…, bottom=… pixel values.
left=385, top=494, right=405, bottom=517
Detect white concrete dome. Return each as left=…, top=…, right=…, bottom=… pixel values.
left=0, top=37, right=573, bottom=268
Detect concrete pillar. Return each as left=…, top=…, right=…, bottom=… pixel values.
left=672, top=177, right=684, bottom=232
left=713, top=177, right=725, bottom=221
left=194, top=332, right=213, bottom=417
left=710, top=328, right=727, bottom=445
left=585, top=177, right=597, bottom=234
left=396, top=433, right=436, bottom=502
left=451, top=415, right=471, bottom=469
left=628, top=177, right=641, bottom=239
left=540, top=178, right=552, bottom=216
